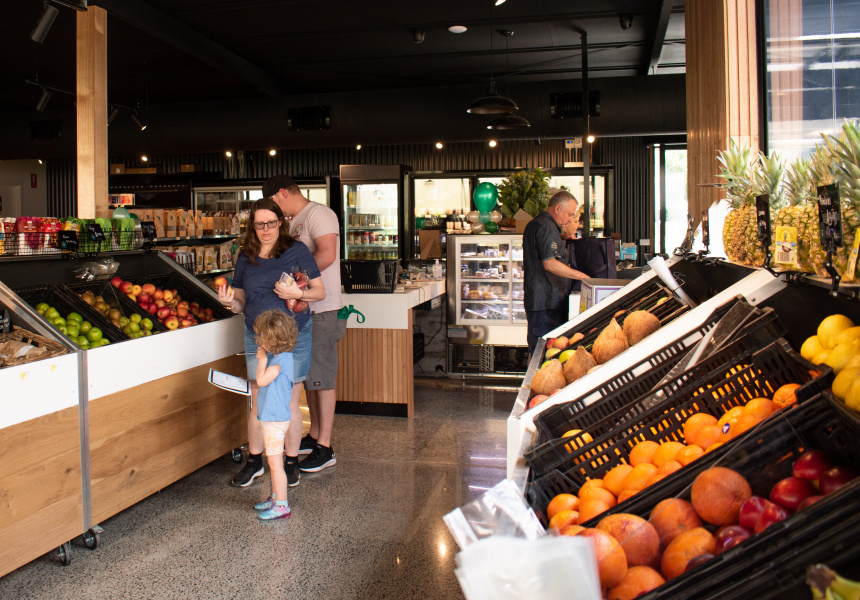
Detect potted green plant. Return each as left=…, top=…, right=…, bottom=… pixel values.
left=497, top=167, right=552, bottom=224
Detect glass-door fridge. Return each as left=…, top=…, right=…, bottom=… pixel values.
left=340, top=165, right=411, bottom=261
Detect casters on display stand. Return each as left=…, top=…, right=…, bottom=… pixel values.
left=57, top=541, right=72, bottom=566
left=82, top=526, right=102, bottom=550
left=231, top=445, right=248, bottom=463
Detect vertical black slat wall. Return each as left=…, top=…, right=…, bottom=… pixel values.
left=46, top=136, right=659, bottom=243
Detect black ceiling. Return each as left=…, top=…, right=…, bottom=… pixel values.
left=2, top=0, right=686, bottom=115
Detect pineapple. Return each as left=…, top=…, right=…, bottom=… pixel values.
left=746, top=151, right=785, bottom=267
left=822, top=119, right=860, bottom=282
left=716, top=140, right=757, bottom=263
left=772, top=157, right=814, bottom=270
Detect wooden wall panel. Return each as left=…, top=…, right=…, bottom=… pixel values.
left=335, top=312, right=414, bottom=417
left=769, top=0, right=804, bottom=135
left=0, top=405, right=82, bottom=577
left=89, top=355, right=246, bottom=523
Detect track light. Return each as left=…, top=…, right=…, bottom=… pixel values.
left=131, top=112, right=147, bottom=131
left=36, top=88, right=51, bottom=112
left=107, top=105, right=120, bottom=125
left=30, top=3, right=60, bottom=44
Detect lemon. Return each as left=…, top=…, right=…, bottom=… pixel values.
left=835, top=326, right=860, bottom=347
left=845, top=353, right=860, bottom=372
left=833, top=368, right=860, bottom=400
left=818, top=315, right=856, bottom=349
left=561, top=429, right=593, bottom=453
left=846, top=379, right=860, bottom=413
left=801, top=336, right=824, bottom=361
left=813, top=348, right=832, bottom=365
left=824, top=340, right=860, bottom=374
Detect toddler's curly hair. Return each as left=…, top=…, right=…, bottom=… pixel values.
left=253, top=310, right=298, bottom=354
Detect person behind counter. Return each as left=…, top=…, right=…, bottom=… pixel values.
left=522, top=190, right=590, bottom=358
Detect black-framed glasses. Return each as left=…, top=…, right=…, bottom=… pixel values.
left=253, top=219, right=280, bottom=230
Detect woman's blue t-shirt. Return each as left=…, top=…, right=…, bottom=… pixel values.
left=257, top=352, right=294, bottom=421
left=232, top=241, right=321, bottom=332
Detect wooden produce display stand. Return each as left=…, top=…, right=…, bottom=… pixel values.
left=336, top=280, right=445, bottom=418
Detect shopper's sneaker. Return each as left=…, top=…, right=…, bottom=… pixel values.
left=286, top=461, right=301, bottom=487
left=257, top=503, right=290, bottom=521
left=298, top=434, right=317, bottom=456
left=299, top=444, right=336, bottom=472
left=254, top=496, right=275, bottom=511
left=231, top=458, right=264, bottom=487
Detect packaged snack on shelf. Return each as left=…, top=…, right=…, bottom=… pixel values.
left=203, top=246, right=217, bottom=271
left=218, top=241, right=233, bottom=269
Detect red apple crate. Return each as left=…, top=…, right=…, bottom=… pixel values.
left=122, top=271, right=233, bottom=321
left=525, top=301, right=785, bottom=479
left=526, top=338, right=833, bottom=509
left=62, top=280, right=169, bottom=334
left=575, top=393, right=860, bottom=600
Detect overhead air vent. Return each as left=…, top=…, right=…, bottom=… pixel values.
left=550, top=91, right=601, bottom=119
left=287, top=106, right=331, bottom=131
left=29, top=119, right=63, bottom=141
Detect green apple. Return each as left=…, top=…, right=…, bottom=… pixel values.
left=52, top=316, right=66, bottom=328
left=76, top=335, right=90, bottom=348
left=35, top=302, right=49, bottom=314
left=86, top=328, right=103, bottom=343
left=99, top=338, right=110, bottom=346
left=79, top=321, right=92, bottom=334
left=128, top=322, right=141, bottom=334
left=66, top=325, right=80, bottom=338
left=129, top=313, right=142, bottom=324
left=119, top=316, right=130, bottom=327
left=66, top=312, right=83, bottom=323
left=559, top=349, right=576, bottom=363
left=140, top=318, right=154, bottom=331
left=44, top=307, right=60, bottom=320
left=57, top=325, right=68, bottom=335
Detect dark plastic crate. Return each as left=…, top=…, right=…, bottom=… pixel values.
left=12, top=284, right=125, bottom=347
left=122, top=271, right=233, bottom=321
left=341, top=260, right=398, bottom=293
left=62, top=280, right=169, bottom=335
left=525, top=305, right=786, bottom=479
left=526, top=339, right=833, bottom=515
left=577, top=394, right=860, bottom=600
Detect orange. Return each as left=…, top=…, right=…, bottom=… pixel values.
left=675, top=444, right=705, bottom=466
left=773, top=383, right=801, bottom=409
left=629, top=440, right=660, bottom=466
left=743, top=397, right=778, bottom=420
left=617, top=489, right=638, bottom=503
left=690, top=467, right=752, bottom=526
left=718, top=406, right=745, bottom=429
left=705, top=442, right=723, bottom=453
left=693, top=424, right=722, bottom=449
left=546, top=493, right=580, bottom=521
left=661, top=527, right=717, bottom=580
left=648, top=459, right=683, bottom=486
left=578, top=528, right=629, bottom=589
left=608, top=566, right=666, bottom=600
left=561, top=429, right=594, bottom=453
left=549, top=509, right=580, bottom=531
left=648, top=498, right=702, bottom=547
left=683, top=413, right=718, bottom=447
left=597, top=513, right=661, bottom=567
left=736, top=411, right=767, bottom=437
left=622, top=463, right=658, bottom=492
left=577, top=498, right=612, bottom=524
left=579, top=479, right=606, bottom=494
left=719, top=417, right=741, bottom=442
left=579, top=486, right=618, bottom=508
left=652, top=441, right=686, bottom=467
left=604, top=464, right=635, bottom=497
left=559, top=523, right=586, bottom=537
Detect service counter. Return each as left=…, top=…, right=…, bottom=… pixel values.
left=336, top=280, right=445, bottom=417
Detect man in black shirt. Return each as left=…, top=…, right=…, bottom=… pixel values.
left=522, top=191, right=589, bottom=357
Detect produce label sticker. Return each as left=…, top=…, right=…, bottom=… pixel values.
left=774, top=226, right=798, bottom=266
left=847, top=234, right=860, bottom=283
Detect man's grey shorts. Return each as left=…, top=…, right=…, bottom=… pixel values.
left=306, top=310, right=347, bottom=390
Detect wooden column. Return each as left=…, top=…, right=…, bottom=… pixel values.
left=76, top=6, right=109, bottom=219
left=686, top=0, right=760, bottom=226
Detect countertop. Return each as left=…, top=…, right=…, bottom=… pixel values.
left=340, top=279, right=446, bottom=329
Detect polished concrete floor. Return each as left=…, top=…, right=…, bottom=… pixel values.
left=0, top=379, right=518, bottom=600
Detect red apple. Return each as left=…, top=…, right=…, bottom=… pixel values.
left=545, top=338, right=557, bottom=350
left=119, top=281, right=133, bottom=294
left=189, top=301, right=200, bottom=313
left=141, top=283, right=156, bottom=295
left=754, top=502, right=790, bottom=534
left=553, top=336, right=570, bottom=350
left=110, top=275, right=123, bottom=288
left=739, top=496, right=771, bottom=530
left=214, top=276, right=228, bottom=287
left=792, top=450, right=832, bottom=485
left=796, top=495, right=825, bottom=511
left=550, top=388, right=563, bottom=395
left=126, top=293, right=137, bottom=301
left=176, top=307, right=189, bottom=318
left=177, top=300, right=190, bottom=311
left=152, top=289, right=164, bottom=301
left=714, top=525, right=752, bottom=554
left=164, top=316, right=179, bottom=330
left=162, top=290, right=174, bottom=303
left=819, top=466, right=859, bottom=495
left=527, top=394, right=549, bottom=410
left=168, top=307, right=177, bottom=316
left=156, top=307, right=172, bottom=320
left=154, top=299, right=166, bottom=308
left=137, top=292, right=151, bottom=304
left=203, top=307, right=214, bottom=318
left=685, top=554, right=716, bottom=573
left=180, top=318, right=194, bottom=328
left=146, top=303, right=158, bottom=315
left=769, top=476, right=817, bottom=512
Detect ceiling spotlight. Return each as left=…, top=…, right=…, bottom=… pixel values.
left=38, top=159, right=43, bottom=165
left=435, top=142, right=443, bottom=149
left=30, top=3, right=60, bottom=44
left=141, top=155, right=148, bottom=162
left=107, top=105, right=120, bottom=125
left=269, top=149, right=277, bottom=156
left=587, top=135, right=596, bottom=143
left=448, top=25, right=467, bottom=34
left=489, top=140, right=497, bottom=148
left=413, top=28, right=426, bottom=44
left=131, top=112, right=147, bottom=131
left=225, top=151, right=232, bottom=158
left=356, top=144, right=362, bottom=150
left=36, top=87, right=51, bottom=112
left=495, top=0, right=506, bottom=5
left=619, top=14, right=633, bottom=30
left=487, top=114, right=531, bottom=129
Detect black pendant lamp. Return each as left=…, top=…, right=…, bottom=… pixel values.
left=467, top=20, right=518, bottom=115
left=488, top=113, right=531, bottom=129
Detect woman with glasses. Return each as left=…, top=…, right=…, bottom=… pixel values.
left=217, top=197, right=325, bottom=488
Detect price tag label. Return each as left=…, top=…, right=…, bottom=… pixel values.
left=57, top=230, right=78, bottom=252
left=140, top=221, right=157, bottom=241
left=85, top=222, right=106, bottom=242
left=701, top=209, right=710, bottom=247
left=817, top=183, right=843, bottom=247
left=774, top=226, right=798, bottom=266
left=755, top=194, right=771, bottom=247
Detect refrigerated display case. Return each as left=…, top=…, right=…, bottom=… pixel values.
left=340, top=165, right=411, bottom=261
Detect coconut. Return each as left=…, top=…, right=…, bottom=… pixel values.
left=564, top=346, right=597, bottom=383
left=623, top=310, right=662, bottom=345
left=592, top=318, right=630, bottom=364
left=531, top=359, right=566, bottom=396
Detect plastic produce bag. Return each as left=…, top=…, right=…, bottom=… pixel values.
left=444, top=479, right=545, bottom=550
left=72, top=257, right=120, bottom=281
left=454, top=536, right=602, bottom=600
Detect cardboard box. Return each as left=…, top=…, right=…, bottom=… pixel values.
left=620, top=243, right=637, bottom=261
left=514, top=209, right=533, bottom=234
left=110, top=164, right=125, bottom=175
left=580, top=278, right=630, bottom=313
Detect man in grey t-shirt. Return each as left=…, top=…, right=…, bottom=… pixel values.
left=522, top=191, right=589, bottom=357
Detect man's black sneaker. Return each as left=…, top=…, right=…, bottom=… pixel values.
left=299, top=445, right=336, bottom=472
left=231, top=457, right=264, bottom=487
left=286, top=461, right=301, bottom=487
left=298, top=434, right=317, bottom=456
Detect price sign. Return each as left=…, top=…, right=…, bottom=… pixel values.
left=755, top=194, right=771, bottom=247
left=817, top=184, right=843, bottom=247
left=140, top=221, right=157, bottom=241
left=701, top=209, right=710, bottom=247
left=57, top=230, right=78, bottom=252
left=85, top=222, right=106, bottom=243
